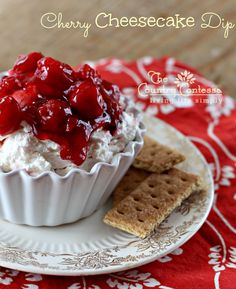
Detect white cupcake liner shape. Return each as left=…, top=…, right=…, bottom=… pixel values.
left=0, top=122, right=145, bottom=226
left=0, top=71, right=145, bottom=226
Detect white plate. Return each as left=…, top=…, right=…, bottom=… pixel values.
left=0, top=115, right=214, bottom=276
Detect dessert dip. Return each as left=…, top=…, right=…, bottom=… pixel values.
left=0, top=52, right=141, bottom=176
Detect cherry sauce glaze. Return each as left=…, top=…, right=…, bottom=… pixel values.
left=0, top=52, right=122, bottom=165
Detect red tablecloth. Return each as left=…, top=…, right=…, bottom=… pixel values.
left=0, top=57, right=236, bottom=289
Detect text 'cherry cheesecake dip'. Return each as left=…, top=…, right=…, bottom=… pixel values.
left=0, top=52, right=144, bottom=226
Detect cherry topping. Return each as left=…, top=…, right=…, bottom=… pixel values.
left=0, top=76, right=21, bottom=97
left=102, top=80, right=120, bottom=101
left=11, top=52, right=43, bottom=74
left=60, top=121, right=92, bottom=164
left=37, top=120, right=92, bottom=166
left=77, top=64, right=101, bottom=85
left=38, top=99, right=72, bottom=133
left=12, top=84, right=40, bottom=109
left=35, top=57, right=75, bottom=91
left=0, top=52, right=122, bottom=166
left=0, top=96, right=22, bottom=135
left=69, top=80, right=104, bottom=119
left=66, top=116, right=79, bottom=132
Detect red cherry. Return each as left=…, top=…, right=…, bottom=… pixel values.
left=77, top=64, right=101, bottom=85
left=0, top=96, right=22, bottom=135
left=60, top=120, right=92, bottom=165
left=0, top=76, right=21, bottom=97
left=35, top=57, right=75, bottom=91
left=12, top=84, right=40, bottom=109
left=8, top=72, right=35, bottom=87
left=13, top=85, right=46, bottom=127
left=38, top=99, right=72, bottom=132
left=11, top=52, right=43, bottom=74
left=69, top=81, right=104, bottom=119
left=30, top=79, right=62, bottom=99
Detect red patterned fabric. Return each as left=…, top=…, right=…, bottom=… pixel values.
left=0, top=57, right=236, bottom=289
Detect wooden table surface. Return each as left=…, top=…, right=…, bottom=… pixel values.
left=0, top=0, right=235, bottom=97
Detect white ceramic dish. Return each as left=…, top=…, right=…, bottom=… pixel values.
left=0, top=123, right=144, bottom=226
left=0, top=72, right=144, bottom=226
left=0, top=114, right=214, bottom=276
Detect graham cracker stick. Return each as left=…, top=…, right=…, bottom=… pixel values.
left=133, top=136, right=185, bottom=173
left=104, top=168, right=201, bottom=238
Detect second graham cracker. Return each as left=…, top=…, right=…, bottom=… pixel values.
left=113, top=137, right=185, bottom=206
left=104, top=168, right=201, bottom=238
left=133, top=136, right=185, bottom=173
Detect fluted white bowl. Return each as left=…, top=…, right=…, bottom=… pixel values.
left=0, top=122, right=145, bottom=226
